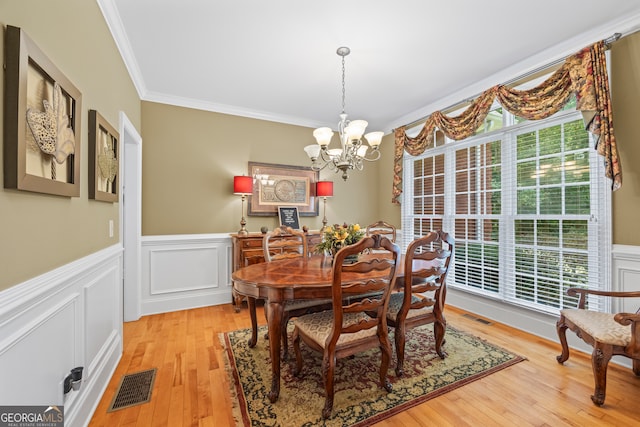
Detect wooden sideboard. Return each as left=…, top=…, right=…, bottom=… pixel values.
left=230, top=230, right=322, bottom=309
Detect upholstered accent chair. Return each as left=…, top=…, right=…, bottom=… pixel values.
left=386, top=230, right=454, bottom=376
left=291, top=234, right=400, bottom=419
left=556, top=288, right=640, bottom=406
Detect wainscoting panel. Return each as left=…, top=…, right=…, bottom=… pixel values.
left=141, top=234, right=233, bottom=315
left=0, top=245, right=123, bottom=427
left=84, top=264, right=121, bottom=379
left=612, top=244, right=640, bottom=314
left=0, top=295, right=78, bottom=405
left=150, top=247, right=220, bottom=294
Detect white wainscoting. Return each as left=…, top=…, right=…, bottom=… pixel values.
left=140, top=234, right=233, bottom=316
left=448, top=244, right=640, bottom=366
left=0, top=245, right=123, bottom=427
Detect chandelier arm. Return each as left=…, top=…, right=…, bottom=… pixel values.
left=360, top=150, right=382, bottom=162
left=319, top=149, right=334, bottom=163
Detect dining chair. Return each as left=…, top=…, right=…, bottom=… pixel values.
left=258, top=226, right=331, bottom=359
left=387, top=230, right=454, bottom=377
left=291, top=234, right=400, bottom=419
left=262, top=225, right=309, bottom=261
left=365, top=220, right=397, bottom=243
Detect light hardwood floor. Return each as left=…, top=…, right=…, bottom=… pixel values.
left=88, top=303, right=640, bottom=426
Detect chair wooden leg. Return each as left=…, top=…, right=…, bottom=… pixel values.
left=281, top=316, right=290, bottom=361
left=633, top=359, right=640, bottom=376
left=247, top=297, right=258, bottom=348
left=591, top=343, right=613, bottom=406
left=434, top=320, right=448, bottom=359
left=379, top=332, right=393, bottom=392
left=556, top=316, right=570, bottom=364
left=394, top=323, right=406, bottom=377
left=322, top=350, right=336, bottom=419
left=292, top=328, right=303, bottom=377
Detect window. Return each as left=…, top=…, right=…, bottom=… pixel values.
left=402, top=102, right=610, bottom=315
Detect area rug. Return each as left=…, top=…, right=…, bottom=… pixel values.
left=221, top=324, right=525, bottom=426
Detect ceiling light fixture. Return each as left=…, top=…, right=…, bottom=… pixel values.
left=304, top=47, right=383, bottom=181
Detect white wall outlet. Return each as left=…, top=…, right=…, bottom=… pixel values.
left=109, top=220, right=114, bottom=238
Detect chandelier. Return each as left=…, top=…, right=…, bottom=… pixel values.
left=304, top=47, right=383, bottom=181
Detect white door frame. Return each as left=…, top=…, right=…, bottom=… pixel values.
left=119, top=111, right=142, bottom=322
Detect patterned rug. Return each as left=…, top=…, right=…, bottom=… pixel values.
left=221, top=324, right=525, bottom=426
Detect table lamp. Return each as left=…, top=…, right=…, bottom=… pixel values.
left=233, top=175, right=253, bottom=236
left=316, top=181, right=333, bottom=230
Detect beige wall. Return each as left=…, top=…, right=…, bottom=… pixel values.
left=2, top=1, right=638, bottom=292
left=0, top=0, right=141, bottom=290
left=141, top=101, right=396, bottom=235
left=611, top=33, right=640, bottom=245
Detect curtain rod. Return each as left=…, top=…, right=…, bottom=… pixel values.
left=398, top=32, right=623, bottom=131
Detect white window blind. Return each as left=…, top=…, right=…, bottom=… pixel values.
left=402, top=103, right=611, bottom=315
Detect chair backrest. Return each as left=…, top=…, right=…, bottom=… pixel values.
left=365, top=220, right=397, bottom=243
left=329, top=234, right=401, bottom=343
left=402, top=230, right=454, bottom=315
left=262, top=226, right=308, bottom=262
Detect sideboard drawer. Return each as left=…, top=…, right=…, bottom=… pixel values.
left=242, top=238, right=264, bottom=248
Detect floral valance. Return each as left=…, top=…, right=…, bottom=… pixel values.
left=393, top=40, right=621, bottom=204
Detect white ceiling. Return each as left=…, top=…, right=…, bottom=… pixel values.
left=99, top=0, right=640, bottom=134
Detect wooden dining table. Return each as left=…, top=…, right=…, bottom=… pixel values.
left=231, top=253, right=408, bottom=402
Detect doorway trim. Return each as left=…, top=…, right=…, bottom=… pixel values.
left=119, top=111, right=142, bottom=322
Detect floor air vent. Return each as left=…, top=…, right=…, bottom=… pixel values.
left=108, top=368, right=157, bottom=412
left=462, top=313, right=493, bottom=325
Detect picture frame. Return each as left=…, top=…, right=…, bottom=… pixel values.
left=278, top=206, right=301, bottom=230
left=88, top=110, right=119, bottom=202
left=3, top=25, right=82, bottom=197
left=247, top=161, right=319, bottom=216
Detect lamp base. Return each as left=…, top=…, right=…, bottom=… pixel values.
left=321, top=197, right=329, bottom=230
left=238, top=195, right=249, bottom=236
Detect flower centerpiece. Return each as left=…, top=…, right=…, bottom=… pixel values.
left=314, top=223, right=365, bottom=259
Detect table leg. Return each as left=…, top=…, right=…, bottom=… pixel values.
left=247, top=297, right=258, bottom=348
left=266, top=299, right=284, bottom=403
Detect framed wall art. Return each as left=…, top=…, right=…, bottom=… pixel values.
left=88, top=110, right=119, bottom=202
left=248, top=162, right=319, bottom=217
left=3, top=25, right=82, bottom=197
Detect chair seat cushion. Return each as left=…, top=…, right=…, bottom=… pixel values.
left=561, top=309, right=630, bottom=346
left=386, top=292, right=432, bottom=321
left=294, top=310, right=378, bottom=347
left=285, top=298, right=331, bottom=311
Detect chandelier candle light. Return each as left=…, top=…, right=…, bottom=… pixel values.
left=304, top=47, right=384, bottom=181
left=316, top=180, right=334, bottom=230
left=233, top=175, right=253, bottom=236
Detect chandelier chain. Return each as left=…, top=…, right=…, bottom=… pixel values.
left=341, top=54, right=346, bottom=114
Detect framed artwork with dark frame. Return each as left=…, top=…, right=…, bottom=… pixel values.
left=3, top=25, right=82, bottom=197
left=247, top=161, right=319, bottom=217
left=88, top=110, right=119, bottom=202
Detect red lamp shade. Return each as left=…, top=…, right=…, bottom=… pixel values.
left=316, top=181, right=334, bottom=198
left=233, top=176, right=253, bottom=195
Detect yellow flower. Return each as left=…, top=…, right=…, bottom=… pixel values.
left=315, top=222, right=365, bottom=255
